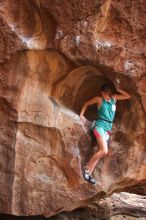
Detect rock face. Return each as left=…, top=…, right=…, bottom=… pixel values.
left=0, top=0, right=146, bottom=218
left=50, top=192, right=146, bottom=220
left=1, top=192, right=146, bottom=219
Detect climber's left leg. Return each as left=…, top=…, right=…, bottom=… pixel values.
left=85, top=131, right=109, bottom=174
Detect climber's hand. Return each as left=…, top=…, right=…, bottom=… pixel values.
left=116, top=84, right=121, bottom=91
left=114, top=79, right=121, bottom=91
left=80, top=115, right=86, bottom=123
left=80, top=115, right=91, bottom=127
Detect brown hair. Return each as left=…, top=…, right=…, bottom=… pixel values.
left=100, top=84, right=112, bottom=93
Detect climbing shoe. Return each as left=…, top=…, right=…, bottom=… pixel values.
left=83, top=169, right=90, bottom=181
left=83, top=169, right=96, bottom=184
left=88, top=175, right=96, bottom=184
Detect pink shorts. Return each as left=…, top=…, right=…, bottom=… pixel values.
left=93, top=126, right=111, bottom=141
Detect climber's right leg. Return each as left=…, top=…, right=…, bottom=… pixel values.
left=83, top=126, right=109, bottom=184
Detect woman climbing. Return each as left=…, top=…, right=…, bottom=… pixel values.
left=80, top=82, right=131, bottom=184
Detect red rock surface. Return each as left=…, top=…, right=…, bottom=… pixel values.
left=0, top=16, right=24, bottom=63
left=0, top=0, right=146, bottom=218
left=50, top=192, right=146, bottom=220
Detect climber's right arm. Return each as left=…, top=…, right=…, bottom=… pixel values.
left=80, top=96, right=101, bottom=118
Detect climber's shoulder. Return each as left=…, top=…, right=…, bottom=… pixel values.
left=86, top=96, right=102, bottom=106
left=111, top=94, right=117, bottom=101
left=96, top=96, right=102, bottom=106
left=91, top=96, right=102, bottom=105
left=96, top=96, right=102, bottom=103
left=92, top=96, right=102, bottom=102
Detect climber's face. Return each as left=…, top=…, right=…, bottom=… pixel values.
left=101, top=90, right=112, bottom=97
left=100, top=84, right=112, bottom=97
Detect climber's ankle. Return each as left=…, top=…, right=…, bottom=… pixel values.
left=84, top=167, right=92, bottom=175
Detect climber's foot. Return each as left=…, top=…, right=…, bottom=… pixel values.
left=88, top=175, right=96, bottom=184
left=83, top=169, right=96, bottom=184
left=83, top=168, right=90, bottom=181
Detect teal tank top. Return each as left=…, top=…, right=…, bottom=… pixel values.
left=95, top=97, right=116, bottom=131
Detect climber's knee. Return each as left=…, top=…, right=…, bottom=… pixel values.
left=99, top=141, right=108, bottom=156
left=95, top=149, right=107, bottom=157
left=97, top=140, right=108, bottom=156
left=102, top=148, right=108, bottom=155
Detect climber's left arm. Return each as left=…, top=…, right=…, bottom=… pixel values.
left=113, top=88, right=131, bottom=100
left=113, top=88, right=131, bottom=101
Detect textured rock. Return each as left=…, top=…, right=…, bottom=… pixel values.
left=0, top=16, right=23, bottom=63
left=50, top=193, right=146, bottom=220
left=92, top=192, right=146, bottom=219
left=1, top=0, right=146, bottom=77
left=1, top=192, right=146, bottom=219
left=137, top=75, right=146, bottom=112
left=0, top=0, right=146, bottom=219
left=0, top=0, right=57, bottom=51
left=41, top=0, right=146, bottom=77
